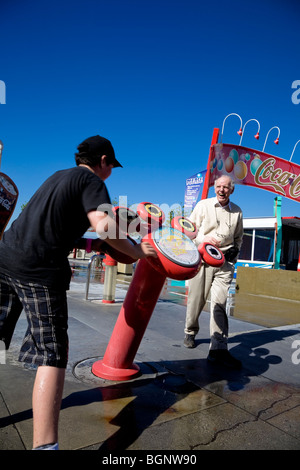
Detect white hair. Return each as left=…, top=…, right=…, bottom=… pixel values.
left=214, top=175, right=235, bottom=190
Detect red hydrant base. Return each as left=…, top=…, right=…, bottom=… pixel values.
left=91, top=360, right=140, bottom=381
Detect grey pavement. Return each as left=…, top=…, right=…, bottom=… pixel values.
left=1, top=271, right=300, bottom=451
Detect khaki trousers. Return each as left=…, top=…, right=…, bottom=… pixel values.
left=184, top=261, right=235, bottom=350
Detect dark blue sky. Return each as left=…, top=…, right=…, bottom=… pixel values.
left=1, top=0, right=300, bottom=223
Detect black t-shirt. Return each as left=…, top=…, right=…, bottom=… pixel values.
left=0, top=166, right=111, bottom=289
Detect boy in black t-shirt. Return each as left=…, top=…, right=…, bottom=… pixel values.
left=0, top=135, right=157, bottom=450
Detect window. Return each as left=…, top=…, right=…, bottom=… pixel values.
left=253, top=229, right=275, bottom=262
left=239, top=229, right=252, bottom=260
left=239, top=228, right=275, bottom=262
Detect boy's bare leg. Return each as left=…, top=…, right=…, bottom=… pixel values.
left=32, top=366, right=65, bottom=449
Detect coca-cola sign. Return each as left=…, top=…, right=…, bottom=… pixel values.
left=209, top=143, right=300, bottom=203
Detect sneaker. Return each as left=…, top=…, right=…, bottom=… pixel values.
left=184, top=334, right=196, bottom=348
left=207, top=349, right=242, bottom=369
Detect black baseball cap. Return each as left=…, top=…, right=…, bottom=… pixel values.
left=77, top=135, right=123, bottom=168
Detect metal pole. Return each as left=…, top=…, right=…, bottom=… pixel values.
left=85, top=254, right=104, bottom=300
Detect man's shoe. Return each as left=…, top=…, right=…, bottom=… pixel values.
left=184, top=334, right=196, bottom=348
left=207, top=349, right=242, bottom=369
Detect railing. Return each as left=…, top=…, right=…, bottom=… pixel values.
left=85, top=254, right=105, bottom=300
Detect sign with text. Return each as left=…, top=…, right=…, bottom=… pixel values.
left=209, top=143, right=300, bottom=203
left=184, top=170, right=206, bottom=215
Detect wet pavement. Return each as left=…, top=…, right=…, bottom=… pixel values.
left=1, top=261, right=300, bottom=451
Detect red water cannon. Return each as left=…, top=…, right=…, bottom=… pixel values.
left=198, top=242, right=225, bottom=268
left=92, top=207, right=223, bottom=381
left=171, top=216, right=198, bottom=240
left=171, top=216, right=225, bottom=268
left=98, top=206, right=139, bottom=265
left=137, top=202, right=165, bottom=236
left=112, top=205, right=141, bottom=236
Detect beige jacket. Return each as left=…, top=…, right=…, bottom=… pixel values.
left=189, top=196, right=243, bottom=256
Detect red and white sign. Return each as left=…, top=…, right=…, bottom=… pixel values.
left=209, top=143, right=300, bottom=203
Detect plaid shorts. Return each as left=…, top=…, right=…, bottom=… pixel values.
left=0, top=272, right=68, bottom=368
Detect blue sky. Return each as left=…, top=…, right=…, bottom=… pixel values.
left=1, top=0, right=300, bottom=227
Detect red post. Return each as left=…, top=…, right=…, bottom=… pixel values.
left=201, top=128, right=219, bottom=200
left=92, top=258, right=166, bottom=380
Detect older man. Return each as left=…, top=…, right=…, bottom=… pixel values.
left=184, top=175, right=243, bottom=369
